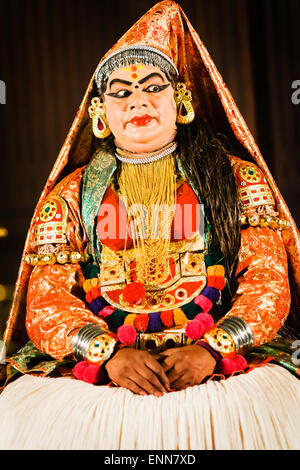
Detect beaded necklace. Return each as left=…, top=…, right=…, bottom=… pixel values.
left=115, top=141, right=177, bottom=165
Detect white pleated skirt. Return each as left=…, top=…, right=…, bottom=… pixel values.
left=0, top=363, right=299, bottom=450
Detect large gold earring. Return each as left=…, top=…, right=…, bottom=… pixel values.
left=174, top=83, right=195, bottom=125
left=88, top=97, right=112, bottom=139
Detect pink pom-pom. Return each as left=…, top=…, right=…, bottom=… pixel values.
left=193, top=295, right=213, bottom=312
left=73, top=361, right=104, bottom=384
left=99, top=305, right=115, bottom=318
left=117, top=324, right=137, bottom=345
left=72, top=361, right=88, bottom=379
left=219, top=355, right=248, bottom=375
left=219, top=358, right=236, bottom=375
left=233, top=355, right=248, bottom=371
left=82, top=364, right=104, bottom=384
left=194, top=313, right=214, bottom=330
left=185, top=319, right=205, bottom=340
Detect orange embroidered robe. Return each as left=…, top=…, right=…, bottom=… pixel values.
left=25, top=161, right=291, bottom=360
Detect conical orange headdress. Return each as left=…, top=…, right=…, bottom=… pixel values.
left=4, top=0, right=300, bottom=350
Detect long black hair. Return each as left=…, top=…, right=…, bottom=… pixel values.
left=176, top=116, right=241, bottom=279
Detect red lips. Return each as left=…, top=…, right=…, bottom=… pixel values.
left=130, top=115, right=153, bottom=126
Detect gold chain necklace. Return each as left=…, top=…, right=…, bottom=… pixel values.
left=118, top=153, right=177, bottom=288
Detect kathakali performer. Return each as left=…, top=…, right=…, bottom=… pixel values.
left=1, top=0, right=300, bottom=450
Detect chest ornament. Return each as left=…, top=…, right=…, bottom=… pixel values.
left=83, top=251, right=226, bottom=346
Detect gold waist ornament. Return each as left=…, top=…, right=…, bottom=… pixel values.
left=134, top=328, right=193, bottom=354
left=99, top=234, right=206, bottom=314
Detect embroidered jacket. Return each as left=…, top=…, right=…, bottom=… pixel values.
left=25, top=153, right=291, bottom=360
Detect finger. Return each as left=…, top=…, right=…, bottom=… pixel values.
left=116, top=368, right=163, bottom=396
left=154, top=355, right=166, bottom=365
left=135, top=372, right=165, bottom=396
left=152, top=354, right=163, bottom=361
left=166, top=367, right=182, bottom=385
left=161, top=354, right=180, bottom=373
left=145, top=357, right=170, bottom=390
left=138, top=366, right=168, bottom=394
left=161, top=358, right=175, bottom=373
left=165, top=361, right=187, bottom=383
left=159, top=348, right=180, bottom=357
left=121, top=378, right=149, bottom=396
left=170, top=374, right=190, bottom=391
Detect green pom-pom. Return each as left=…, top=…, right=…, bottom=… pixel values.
left=181, top=302, right=201, bottom=319
left=83, top=263, right=100, bottom=279
left=105, top=310, right=128, bottom=330
left=205, top=252, right=225, bottom=267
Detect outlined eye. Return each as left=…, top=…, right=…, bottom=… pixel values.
left=116, top=89, right=131, bottom=98
left=144, top=84, right=169, bottom=93
left=107, top=89, right=132, bottom=98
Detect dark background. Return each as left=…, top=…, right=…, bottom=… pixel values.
left=0, top=0, right=299, bottom=334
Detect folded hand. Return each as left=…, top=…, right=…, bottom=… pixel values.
left=105, top=347, right=170, bottom=396
left=159, top=344, right=217, bottom=391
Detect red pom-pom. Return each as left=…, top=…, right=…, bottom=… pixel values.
left=82, top=364, right=104, bottom=384
left=185, top=319, right=205, bottom=340
left=160, top=310, right=174, bottom=327
left=72, top=361, right=88, bottom=379
left=194, top=313, right=214, bottom=331
left=215, top=276, right=226, bottom=291
left=207, top=275, right=217, bottom=287
left=117, top=324, right=137, bottom=345
left=73, top=361, right=105, bottom=384
left=86, top=291, right=93, bottom=304
left=135, top=313, right=149, bottom=332
left=91, top=286, right=101, bottom=300
left=123, top=282, right=145, bottom=305
left=219, top=355, right=248, bottom=375
left=233, top=355, right=248, bottom=371
left=219, top=358, right=236, bottom=375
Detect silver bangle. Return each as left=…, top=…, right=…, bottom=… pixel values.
left=218, top=316, right=254, bottom=354
left=72, top=324, right=116, bottom=364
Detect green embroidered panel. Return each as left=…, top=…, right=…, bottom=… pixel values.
left=82, top=148, right=117, bottom=265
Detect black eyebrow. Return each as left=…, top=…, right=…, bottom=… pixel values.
left=108, top=72, right=167, bottom=90
left=108, top=78, right=133, bottom=89
left=138, top=73, right=166, bottom=84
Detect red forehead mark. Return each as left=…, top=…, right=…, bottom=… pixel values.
left=120, top=65, right=145, bottom=82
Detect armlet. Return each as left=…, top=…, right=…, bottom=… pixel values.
left=33, top=195, right=69, bottom=247
left=24, top=194, right=91, bottom=266
left=234, top=160, right=275, bottom=212
left=233, top=160, right=290, bottom=231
